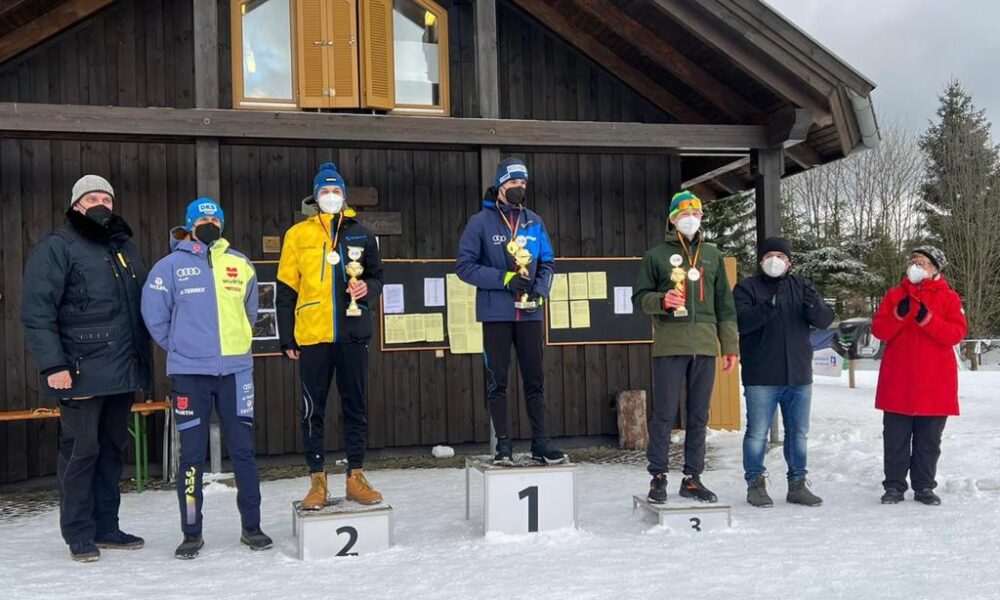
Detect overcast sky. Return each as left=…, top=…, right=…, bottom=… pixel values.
left=766, top=0, right=1000, bottom=136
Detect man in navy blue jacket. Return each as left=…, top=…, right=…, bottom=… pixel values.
left=734, top=237, right=835, bottom=508
left=456, top=158, right=564, bottom=465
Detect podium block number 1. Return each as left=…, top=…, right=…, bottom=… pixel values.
left=519, top=486, right=539, bottom=532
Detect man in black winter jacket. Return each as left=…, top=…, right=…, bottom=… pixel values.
left=21, top=174, right=151, bottom=562
left=734, top=237, right=835, bottom=509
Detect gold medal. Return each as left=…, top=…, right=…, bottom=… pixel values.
left=506, top=240, right=519, bottom=255
left=326, top=251, right=340, bottom=266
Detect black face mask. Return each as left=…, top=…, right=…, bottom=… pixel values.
left=504, top=187, right=526, bottom=206
left=194, top=223, right=222, bottom=245
left=85, top=205, right=113, bottom=227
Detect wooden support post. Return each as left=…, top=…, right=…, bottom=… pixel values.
left=476, top=0, right=500, bottom=454
left=848, top=358, right=856, bottom=389
left=193, top=0, right=220, bottom=199
left=752, top=146, right=785, bottom=442
left=752, top=147, right=784, bottom=244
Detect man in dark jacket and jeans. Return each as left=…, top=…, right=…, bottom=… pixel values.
left=456, top=158, right=564, bottom=465
left=21, top=174, right=151, bottom=562
left=634, top=190, right=739, bottom=504
left=734, top=237, right=835, bottom=508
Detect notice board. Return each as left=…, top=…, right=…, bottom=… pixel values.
left=544, top=257, right=653, bottom=346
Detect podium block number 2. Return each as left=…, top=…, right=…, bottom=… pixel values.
left=336, top=526, right=359, bottom=556
left=518, top=486, right=539, bottom=532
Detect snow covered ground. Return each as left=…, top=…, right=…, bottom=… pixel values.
left=2, top=370, right=999, bottom=600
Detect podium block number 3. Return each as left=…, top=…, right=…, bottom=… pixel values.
left=336, top=526, right=359, bottom=556
left=519, top=486, right=539, bottom=532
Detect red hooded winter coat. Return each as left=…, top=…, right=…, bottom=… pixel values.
left=871, top=275, right=966, bottom=416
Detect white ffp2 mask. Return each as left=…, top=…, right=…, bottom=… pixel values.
left=676, top=216, right=701, bottom=237
left=762, top=257, right=788, bottom=278
left=907, top=264, right=928, bottom=284
left=317, top=192, right=344, bottom=214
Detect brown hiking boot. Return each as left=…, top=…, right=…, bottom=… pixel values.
left=301, top=472, right=328, bottom=510
left=345, top=469, right=383, bottom=505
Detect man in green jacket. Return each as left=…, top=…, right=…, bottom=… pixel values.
left=633, top=190, right=739, bottom=504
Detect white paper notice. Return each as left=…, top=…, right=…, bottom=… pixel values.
left=614, top=286, right=633, bottom=315
left=383, top=284, right=405, bottom=314
left=424, top=277, right=446, bottom=307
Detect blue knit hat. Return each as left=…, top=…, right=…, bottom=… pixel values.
left=494, top=158, right=529, bottom=188
left=185, top=197, right=224, bottom=231
left=313, top=162, right=347, bottom=199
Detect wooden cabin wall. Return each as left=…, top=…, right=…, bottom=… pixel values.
left=0, top=0, right=195, bottom=107
left=0, top=0, right=681, bottom=482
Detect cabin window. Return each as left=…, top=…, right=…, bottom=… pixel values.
left=391, top=0, right=449, bottom=114
left=231, top=0, right=449, bottom=114
left=232, top=0, right=297, bottom=109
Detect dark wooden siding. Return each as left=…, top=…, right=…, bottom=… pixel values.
left=0, top=0, right=683, bottom=482
left=497, top=0, right=673, bottom=123
left=0, top=0, right=195, bottom=108
left=0, top=137, right=197, bottom=483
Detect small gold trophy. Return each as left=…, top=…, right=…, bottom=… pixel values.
left=668, top=253, right=687, bottom=317
left=345, top=245, right=364, bottom=317
left=512, top=247, right=537, bottom=310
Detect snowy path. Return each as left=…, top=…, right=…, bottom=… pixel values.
left=2, top=371, right=999, bottom=600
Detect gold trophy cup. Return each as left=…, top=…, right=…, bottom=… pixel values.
left=512, top=247, right=537, bottom=310
left=345, top=246, right=364, bottom=317
left=669, top=267, right=688, bottom=317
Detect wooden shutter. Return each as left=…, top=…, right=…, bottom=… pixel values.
left=329, top=0, right=361, bottom=108
left=295, top=0, right=329, bottom=108
left=359, top=0, right=395, bottom=110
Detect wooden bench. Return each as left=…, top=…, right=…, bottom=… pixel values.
left=0, top=401, right=172, bottom=492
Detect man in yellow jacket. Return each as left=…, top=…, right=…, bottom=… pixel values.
left=277, top=162, right=384, bottom=508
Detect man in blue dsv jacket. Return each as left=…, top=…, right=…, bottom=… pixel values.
left=456, top=158, right=565, bottom=465
left=142, top=199, right=271, bottom=559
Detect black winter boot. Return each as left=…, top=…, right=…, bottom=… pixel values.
left=648, top=473, right=668, bottom=504
left=679, top=475, right=718, bottom=503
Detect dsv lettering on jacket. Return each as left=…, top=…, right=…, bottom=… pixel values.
left=492, top=234, right=508, bottom=245
left=176, top=267, right=201, bottom=280
left=184, top=466, right=198, bottom=525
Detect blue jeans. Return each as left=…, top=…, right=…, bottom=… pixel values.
left=743, top=385, right=812, bottom=482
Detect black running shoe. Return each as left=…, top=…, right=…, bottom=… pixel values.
left=95, top=529, right=145, bottom=550
left=492, top=437, right=514, bottom=466
left=679, top=475, right=718, bottom=503
left=914, top=489, right=941, bottom=506
left=881, top=488, right=905, bottom=504
left=174, top=534, right=204, bottom=560
left=240, top=527, right=274, bottom=551
left=531, top=437, right=567, bottom=465
left=648, top=473, right=668, bottom=504
left=69, top=540, right=100, bottom=563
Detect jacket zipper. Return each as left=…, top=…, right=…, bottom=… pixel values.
left=105, top=250, right=143, bottom=366
left=205, top=247, right=223, bottom=375
left=74, top=342, right=113, bottom=376
left=332, top=241, right=339, bottom=343
left=320, top=242, right=327, bottom=282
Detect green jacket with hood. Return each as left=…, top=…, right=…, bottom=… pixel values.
left=632, top=231, right=739, bottom=357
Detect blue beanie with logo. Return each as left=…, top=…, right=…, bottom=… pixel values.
left=313, top=162, right=348, bottom=199
left=494, top=158, right=529, bottom=188
left=185, top=197, right=224, bottom=231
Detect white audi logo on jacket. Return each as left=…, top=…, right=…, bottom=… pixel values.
left=492, top=234, right=508, bottom=244
left=176, top=267, right=201, bottom=278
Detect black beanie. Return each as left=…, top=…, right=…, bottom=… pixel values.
left=758, top=236, right=792, bottom=259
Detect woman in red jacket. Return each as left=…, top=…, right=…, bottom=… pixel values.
left=871, top=246, right=966, bottom=506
